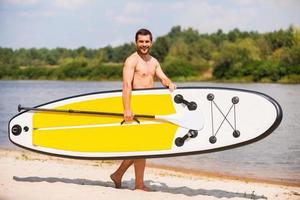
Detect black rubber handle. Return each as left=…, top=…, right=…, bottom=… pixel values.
left=174, top=94, right=197, bottom=111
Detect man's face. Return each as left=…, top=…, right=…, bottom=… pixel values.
left=136, top=34, right=152, bottom=55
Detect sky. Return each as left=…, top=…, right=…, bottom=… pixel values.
left=0, top=0, right=300, bottom=49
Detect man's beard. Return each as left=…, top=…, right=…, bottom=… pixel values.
left=138, top=47, right=149, bottom=55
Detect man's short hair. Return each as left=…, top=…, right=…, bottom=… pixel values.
left=135, top=28, right=153, bottom=42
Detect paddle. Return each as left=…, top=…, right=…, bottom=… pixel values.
left=18, top=105, right=204, bottom=130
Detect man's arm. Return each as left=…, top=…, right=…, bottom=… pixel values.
left=155, top=61, right=176, bottom=91
left=122, top=56, right=136, bottom=121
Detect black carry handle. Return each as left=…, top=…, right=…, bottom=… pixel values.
left=174, top=94, right=197, bottom=111
left=120, top=117, right=140, bottom=125
left=175, top=130, right=198, bottom=147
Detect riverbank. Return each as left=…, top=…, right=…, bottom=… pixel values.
left=0, top=149, right=299, bottom=200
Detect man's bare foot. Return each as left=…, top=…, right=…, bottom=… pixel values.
left=110, top=174, right=121, bottom=189
left=135, top=186, right=151, bottom=192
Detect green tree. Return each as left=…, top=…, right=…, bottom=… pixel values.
left=168, top=26, right=182, bottom=39
left=265, top=27, right=294, bottom=50
left=151, top=36, right=170, bottom=62
left=190, top=38, right=216, bottom=60
left=0, top=48, right=14, bottom=65
left=213, top=38, right=260, bottom=79
left=1, top=26, right=299, bottom=82
left=111, top=43, right=135, bottom=62
left=163, top=57, right=198, bottom=78
left=165, top=39, right=189, bottom=60
left=228, top=28, right=241, bottom=42
left=58, top=57, right=89, bottom=78
left=256, top=36, right=272, bottom=59
left=209, top=29, right=227, bottom=45
left=182, top=28, right=199, bottom=43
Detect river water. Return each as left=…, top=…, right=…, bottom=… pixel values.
left=0, top=80, right=299, bottom=184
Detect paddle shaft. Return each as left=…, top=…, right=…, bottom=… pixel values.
left=18, top=105, right=155, bottom=119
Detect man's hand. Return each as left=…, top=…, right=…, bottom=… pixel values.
left=124, top=109, right=134, bottom=122
left=168, top=82, right=177, bottom=92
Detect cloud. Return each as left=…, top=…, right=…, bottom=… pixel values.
left=228, top=0, right=261, bottom=6
left=171, top=1, right=253, bottom=33
left=18, top=10, right=56, bottom=18
left=171, top=0, right=299, bottom=33
left=2, top=0, right=39, bottom=6
left=114, top=15, right=144, bottom=25
left=108, top=1, right=151, bottom=25
left=52, top=0, right=88, bottom=10
left=1, top=0, right=299, bottom=48
left=123, top=1, right=143, bottom=14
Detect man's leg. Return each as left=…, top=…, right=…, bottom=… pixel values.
left=110, top=160, right=134, bottom=188
left=134, top=158, right=149, bottom=191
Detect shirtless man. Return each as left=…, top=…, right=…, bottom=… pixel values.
left=110, top=29, right=176, bottom=191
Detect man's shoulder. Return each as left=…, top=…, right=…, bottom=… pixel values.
left=127, top=52, right=139, bottom=59
left=150, top=56, right=159, bottom=63
left=125, top=52, right=138, bottom=62
left=124, top=52, right=138, bottom=67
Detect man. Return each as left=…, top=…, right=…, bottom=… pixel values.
left=110, top=28, right=176, bottom=191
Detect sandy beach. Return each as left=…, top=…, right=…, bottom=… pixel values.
left=0, top=149, right=299, bottom=200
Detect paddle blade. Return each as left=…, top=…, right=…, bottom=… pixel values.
left=156, top=110, right=204, bottom=130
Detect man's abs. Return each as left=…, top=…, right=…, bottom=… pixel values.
left=132, top=74, right=154, bottom=89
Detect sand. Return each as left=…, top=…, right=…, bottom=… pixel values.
left=0, top=149, right=299, bottom=200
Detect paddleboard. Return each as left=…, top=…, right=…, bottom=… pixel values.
left=8, top=87, right=282, bottom=159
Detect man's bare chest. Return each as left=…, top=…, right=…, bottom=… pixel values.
left=134, top=60, right=156, bottom=76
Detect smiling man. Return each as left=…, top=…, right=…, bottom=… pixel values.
left=110, top=28, right=176, bottom=191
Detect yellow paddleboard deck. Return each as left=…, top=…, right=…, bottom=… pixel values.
left=9, top=87, right=282, bottom=159
left=32, top=94, right=178, bottom=152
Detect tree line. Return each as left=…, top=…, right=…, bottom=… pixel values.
left=0, top=25, right=299, bottom=83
